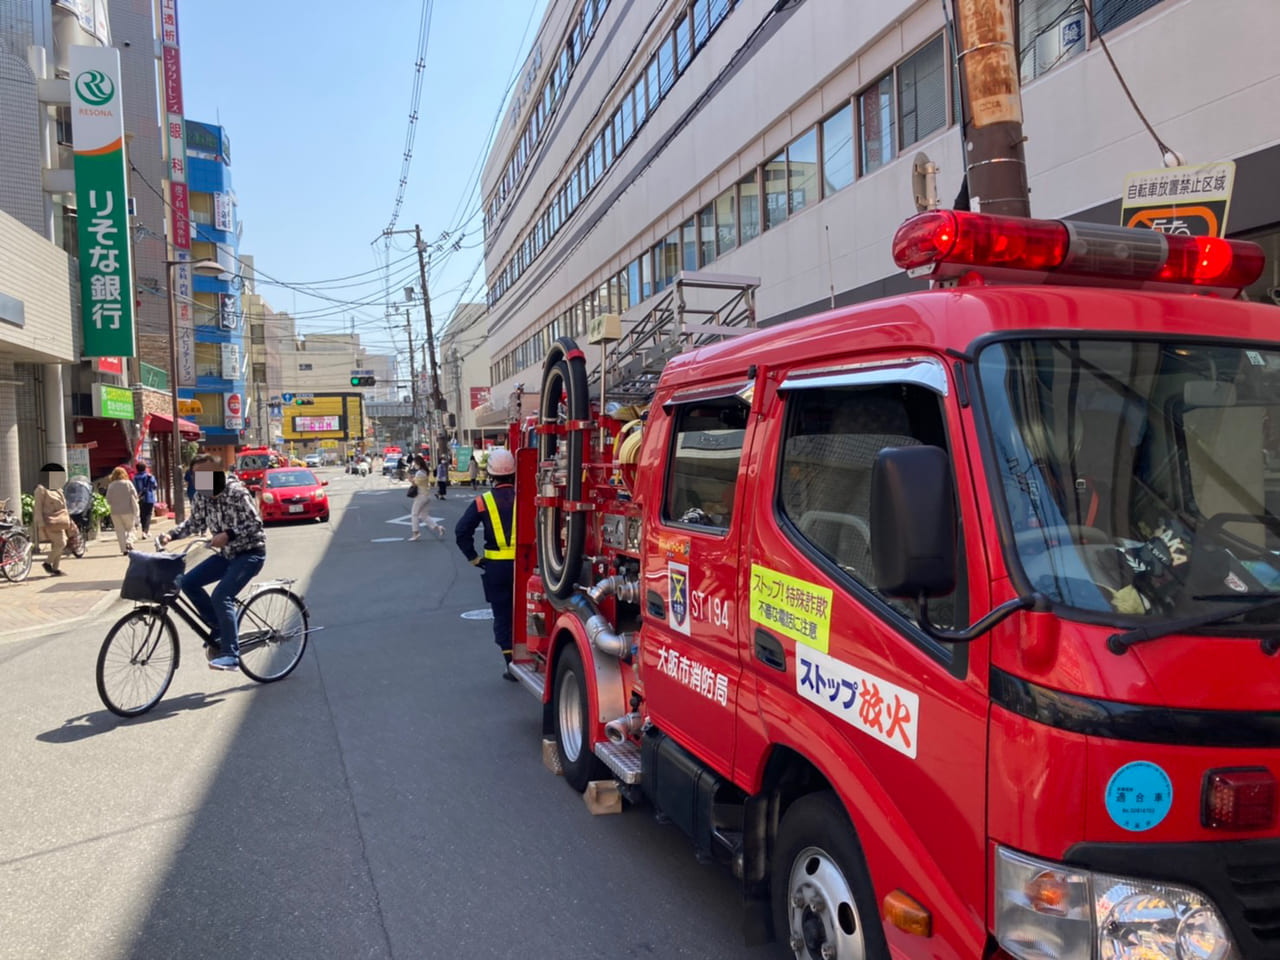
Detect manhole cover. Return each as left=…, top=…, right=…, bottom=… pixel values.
left=461, top=609, right=494, bottom=620
left=370, top=537, right=404, bottom=543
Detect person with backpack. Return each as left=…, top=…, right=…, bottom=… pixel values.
left=132, top=461, right=158, bottom=539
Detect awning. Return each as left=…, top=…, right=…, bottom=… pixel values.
left=148, top=412, right=202, bottom=439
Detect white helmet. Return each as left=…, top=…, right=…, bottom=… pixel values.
left=486, top=448, right=515, bottom=476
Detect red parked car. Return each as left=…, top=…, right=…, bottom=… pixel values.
left=257, top=467, right=329, bottom=523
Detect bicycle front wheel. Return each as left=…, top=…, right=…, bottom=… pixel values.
left=1, top=532, right=33, bottom=582
left=236, top=587, right=308, bottom=683
left=96, top=607, right=178, bottom=717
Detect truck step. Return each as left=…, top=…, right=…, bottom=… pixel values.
left=509, top=661, right=545, bottom=699
left=594, top=740, right=642, bottom=785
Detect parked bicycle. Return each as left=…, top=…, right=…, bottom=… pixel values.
left=96, top=538, right=311, bottom=717
left=0, top=498, right=33, bottom=583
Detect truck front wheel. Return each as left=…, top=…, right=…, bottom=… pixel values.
left=553, top=643, right=608, bottom=792
left=772, top=792, right=887, bottom=960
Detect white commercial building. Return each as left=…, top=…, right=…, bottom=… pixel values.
left=480, top=0, right=1280, bottom=417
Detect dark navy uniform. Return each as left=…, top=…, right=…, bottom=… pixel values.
left=455, top=482, right=516, bottom=677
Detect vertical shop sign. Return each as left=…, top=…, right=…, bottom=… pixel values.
left=161, top=0, right=195, bottom=385
left=70, top=45, right=136, bottom=358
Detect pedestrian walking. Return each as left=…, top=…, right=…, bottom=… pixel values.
left=467, top=456, right=479, bottom=488
left=133, top=460, right=157, bottom=538
left=33, top=463, right=74, bottom=577
left=105, top=466, right=139, bottom=555
left=184, top=465, right=196, bottom=504
left=454, top=447, right=518, bottom=681
left=408, top=455, right=444, bottom=542
left=435, top=457, right=449, bottom=500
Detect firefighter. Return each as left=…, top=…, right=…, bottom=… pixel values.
left=454, top=447, right=518, bottom=682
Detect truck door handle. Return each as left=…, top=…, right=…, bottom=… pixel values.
left=646, top=591, right=665, bottom=618
left=754, top=629, right=786, bottom=672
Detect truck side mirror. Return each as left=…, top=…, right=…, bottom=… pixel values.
left=870, top=445, right=957, bottom=598
left=871, top=444, right=1040, bottom=642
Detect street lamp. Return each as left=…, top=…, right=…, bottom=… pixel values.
left=164, top=257, right=224, bottom=523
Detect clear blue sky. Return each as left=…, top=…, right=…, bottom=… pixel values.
left=178, top=0, right=549, bottom=360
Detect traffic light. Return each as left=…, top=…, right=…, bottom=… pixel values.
left=350, top=375, right=376, bottom=387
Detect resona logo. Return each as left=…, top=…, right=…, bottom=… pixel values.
left=75, top=69, right=115, bottom=107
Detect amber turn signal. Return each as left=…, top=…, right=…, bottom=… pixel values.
left=883, top=889, right=931, bottom=938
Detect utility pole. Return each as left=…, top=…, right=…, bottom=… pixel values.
left=950, top=0, right=1031, bottom=216
left=404, top=307, right=419, bottom=451
left=413, top=223, right=446, bottom=453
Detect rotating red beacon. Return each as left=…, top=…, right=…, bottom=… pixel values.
left=504, top=209, right=1276, bottom=960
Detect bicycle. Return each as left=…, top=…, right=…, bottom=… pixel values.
left=0, top=499, right=33, bottom=583
left=95, top=538, right=311, bottom=717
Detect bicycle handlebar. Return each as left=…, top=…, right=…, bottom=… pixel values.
left=156, top=536, right=211, bottom=557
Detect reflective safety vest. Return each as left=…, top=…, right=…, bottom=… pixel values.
left=482, top=491, right=515, bottom=561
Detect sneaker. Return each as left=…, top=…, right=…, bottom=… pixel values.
left=209, top=655, right=240, bottom=672
left=203, top=642, right=222, bottom=663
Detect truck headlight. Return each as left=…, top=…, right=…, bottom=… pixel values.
left=996, top=847, right=1236, bottom=960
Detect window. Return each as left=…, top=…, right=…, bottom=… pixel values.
left=583, top=0, right=596, bottom=36
left=647, top=55, right=661, bottom=112
left=251, top=324, right=265, bottom=345
left=787, top=128, right=818, bottom=214
left=628, top=257, right=643, bottom=307
left=710, top=0, right=730, bottom=29
left=612, top=108, right=624, bottom=155
left=252, top=362, right=267, bottom=381
left=778, top=381, right=963, bottom=630
left=822, top=103, right=854, bottom=196
left=675, top=10, right=693, bottom=72
left=641, top=249, right=654, bottom=299
left=663, top=397, right=748, bottom=529
left=298, top=362, right=313, bottom=372
left=1019, top=0, right=1086, bottom=81
left=195, top=343, right=221, bottom=378
left=898, top=35, right=947, bottom=148
left=764, top=151, right=788, bottom=229
left=693, top=0, right=711, bottom=48
left=657, top=229, right=681, bottom=291
left=739, top=172, right=761, bottom=243
left=699, top=204, right=715, bottom=265
left=617, top=269, right=630, bottom=310
left=1092, top=0, right=1161, bottom=33
left=715, top=187, right=737, bottom=255
left=634, top=77, right=648, bottom=126
left=859, top=74, right=895, bottom=174
left=658, top=32, right=675, bottom=96
left=621, top=93, right=635, bottom=143
left=609, top=273, right=622, bottom=313
left=682, top=218, right=698, bottom=272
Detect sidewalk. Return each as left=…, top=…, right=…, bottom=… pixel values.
left=0, top=514, right=180, bottom=644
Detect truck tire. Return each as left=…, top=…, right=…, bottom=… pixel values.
left=772, top=792, right=888, bottom=960
left=538, top=338, right=588, bottom=599
left=552, top=642, right=609, bottom=792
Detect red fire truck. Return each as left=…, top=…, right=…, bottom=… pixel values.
left=507, top=210, right=1279, bottom=960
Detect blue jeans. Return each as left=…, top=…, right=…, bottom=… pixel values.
left=181, top=551, right=265, bottom=657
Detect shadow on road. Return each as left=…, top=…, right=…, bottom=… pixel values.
left=36, top=688, right=246, bottom=743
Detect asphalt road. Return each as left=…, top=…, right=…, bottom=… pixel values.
left=0, top=467, right=778, bottom=960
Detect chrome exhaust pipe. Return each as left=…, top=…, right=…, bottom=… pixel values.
left=605, top=712, right=644, bottom=744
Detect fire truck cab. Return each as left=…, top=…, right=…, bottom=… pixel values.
left=511, top=211, right=1280, bottom=960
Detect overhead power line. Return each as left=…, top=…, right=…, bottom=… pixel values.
left=384, top=0, right=436, bottom=234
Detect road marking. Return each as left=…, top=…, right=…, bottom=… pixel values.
left=371, top=537, right=405, bottom=543
left=461, top=609, right=494, bottom=620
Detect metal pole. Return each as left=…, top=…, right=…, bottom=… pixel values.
left=165, top=263, right=186, bottom=523
left=405, top=307, right=418, bottom=452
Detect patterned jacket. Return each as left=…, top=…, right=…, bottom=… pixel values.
left=168, top=477, right=266, bottom=557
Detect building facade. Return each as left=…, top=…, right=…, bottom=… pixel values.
left=0, top=0, right=155, bottom=503
left=480, top=0, right=1280, bottom=417
left=438, top=301, right=492, bottom=443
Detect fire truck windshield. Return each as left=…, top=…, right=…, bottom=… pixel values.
left=977, top=337, right=1280, bottom=626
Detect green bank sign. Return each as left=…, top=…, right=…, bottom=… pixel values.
left=70, top=46, right=135, bottom=358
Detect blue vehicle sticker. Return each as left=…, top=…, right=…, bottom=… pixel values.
left=1105, top=761, right=1173, bottom=832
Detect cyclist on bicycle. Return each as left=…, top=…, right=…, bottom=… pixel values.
left=157, top=454, right=266, bottom=671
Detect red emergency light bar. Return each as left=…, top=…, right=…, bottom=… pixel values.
left=892, top=209, right=1266, bottom=296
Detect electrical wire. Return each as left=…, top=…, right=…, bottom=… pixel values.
left=384, top=0, right=436, bottom=233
